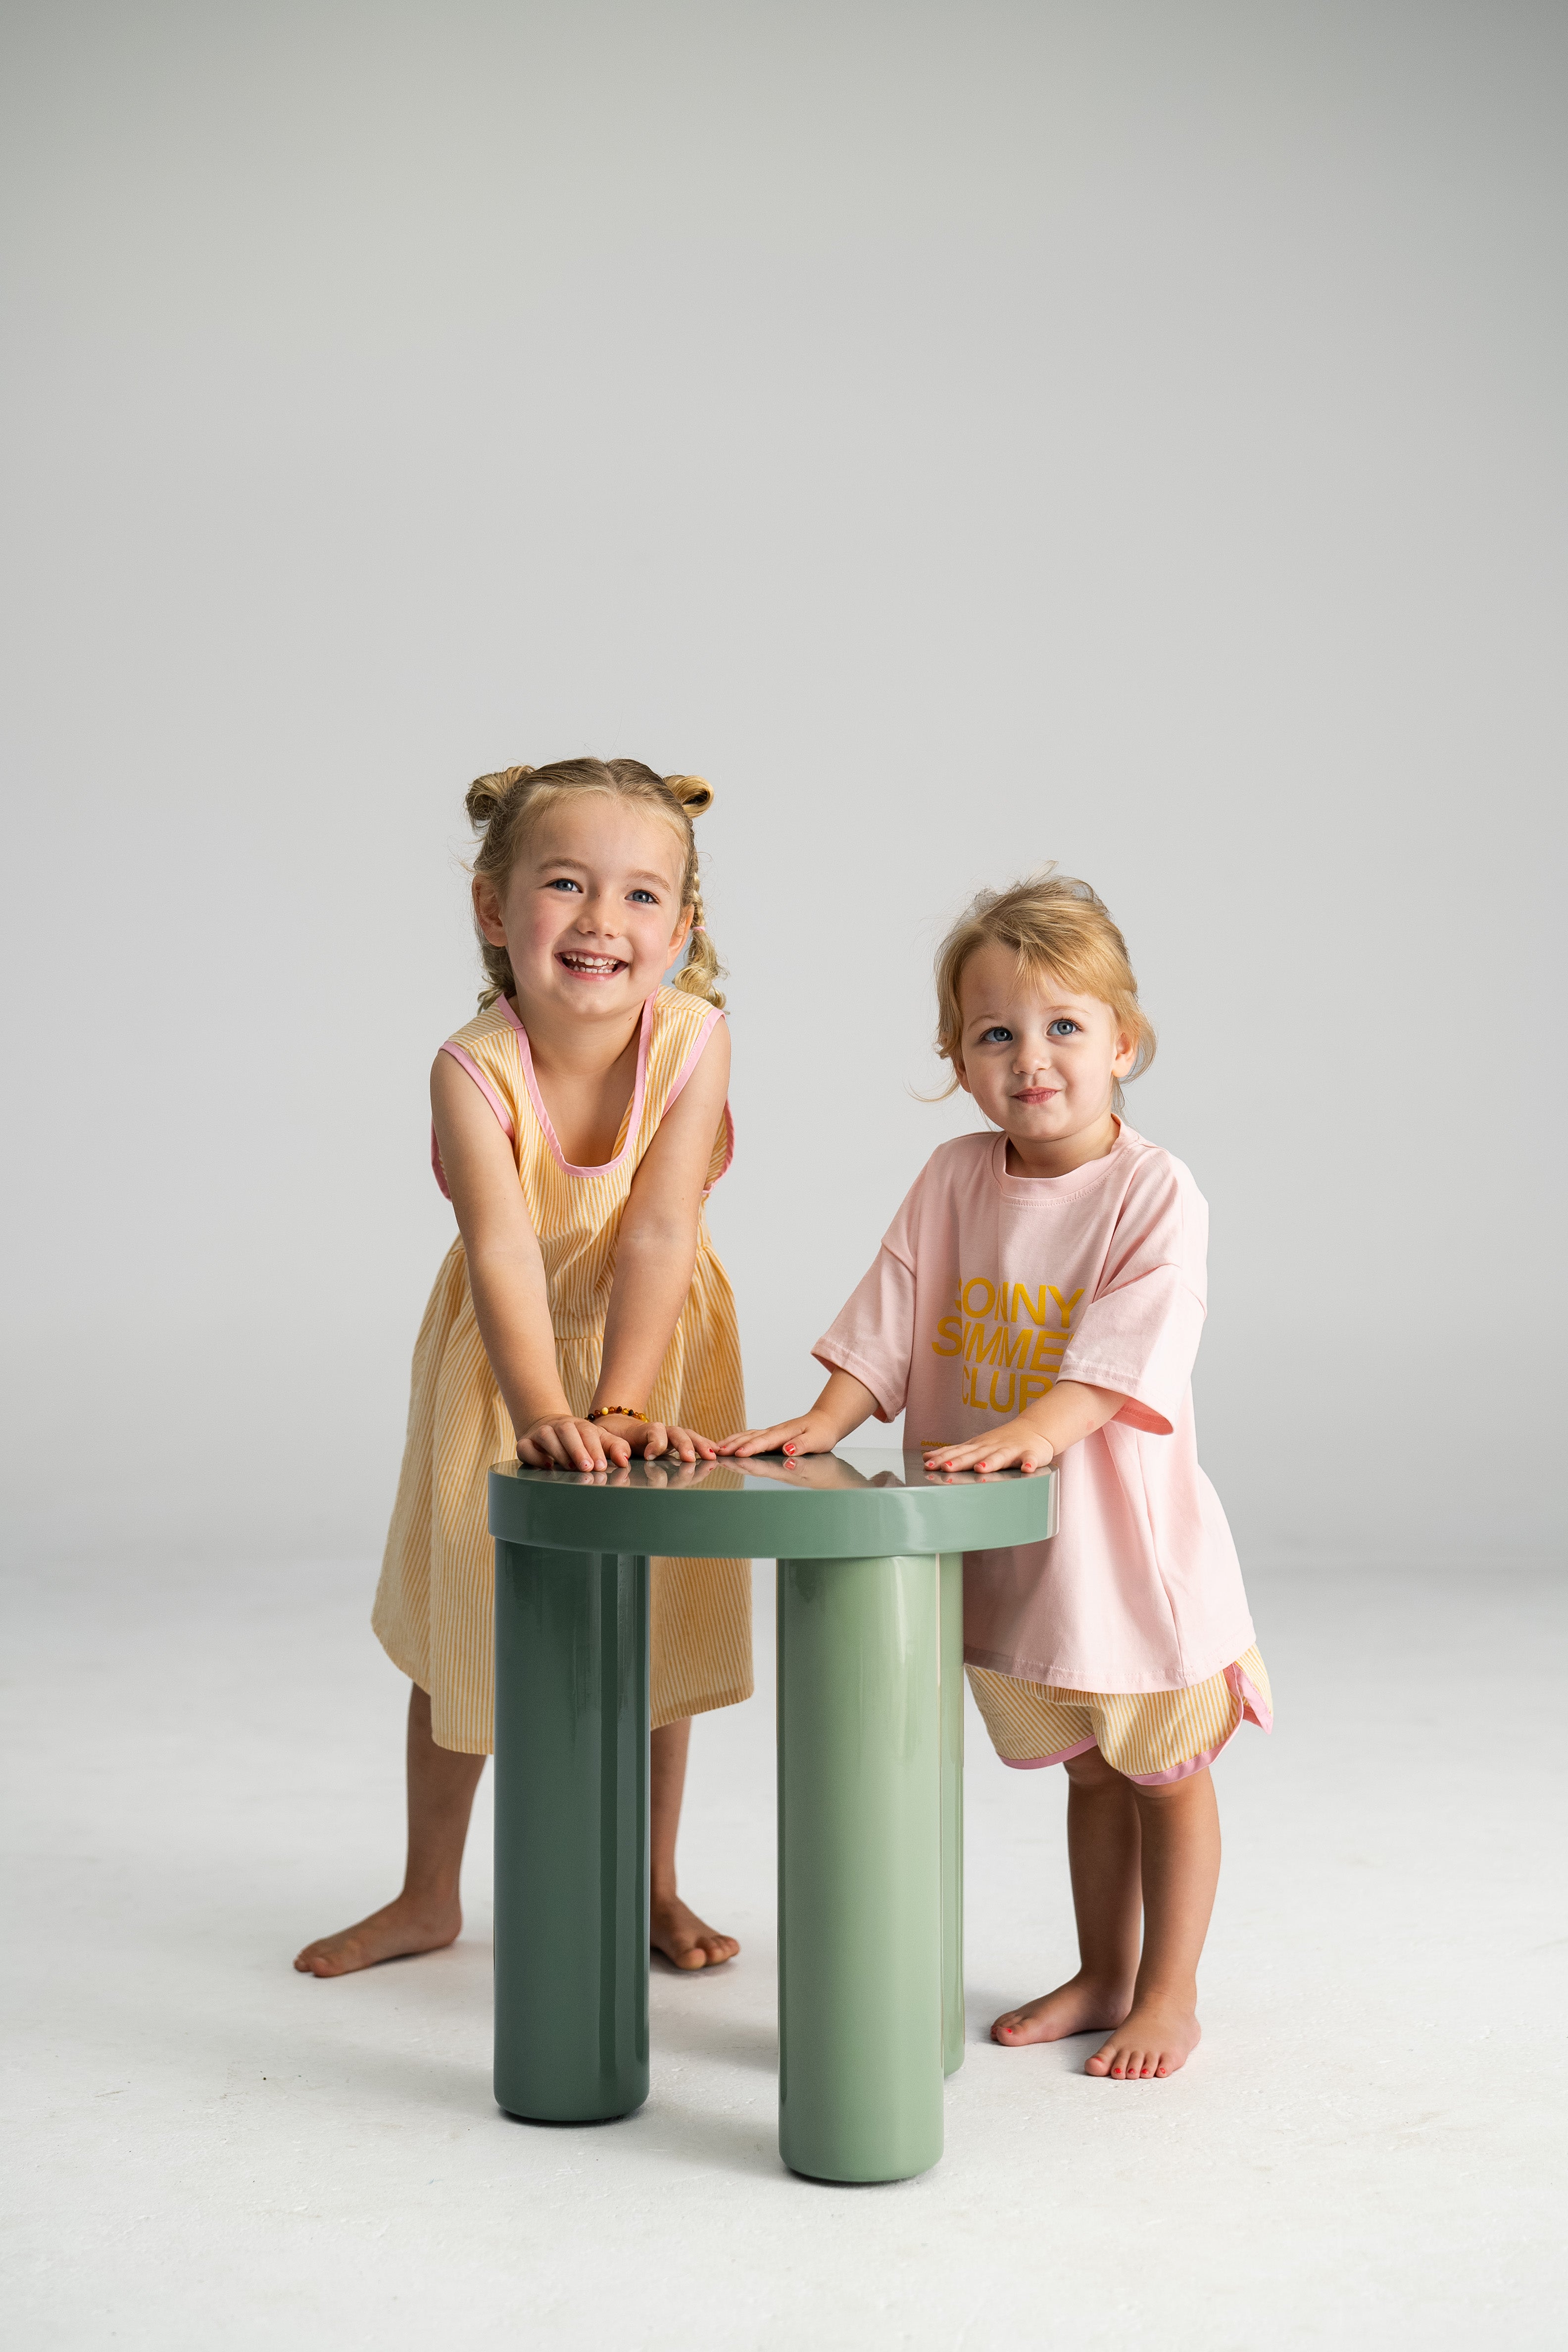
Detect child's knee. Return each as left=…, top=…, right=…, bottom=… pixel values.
left=1129, top=1764, right=1212, bottom=1809
left=1063, top=1744, right=1122, bottom=1792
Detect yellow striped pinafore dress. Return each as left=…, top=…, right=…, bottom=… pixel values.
left=372, top=985, right=751, bottom=1753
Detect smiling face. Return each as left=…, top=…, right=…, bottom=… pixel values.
left=954, top=940, right=1137, bottom=1177
left=473, top=795, right=693, bottom=1029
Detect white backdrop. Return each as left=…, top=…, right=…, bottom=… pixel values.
left=2, top=0, right=1563, bottom=1569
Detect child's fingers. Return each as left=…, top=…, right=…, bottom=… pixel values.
left=573, top=1420, right=607, bottom=1470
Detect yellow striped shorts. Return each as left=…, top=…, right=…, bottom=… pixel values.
left=967, top=1646, right=1273, bottom=1784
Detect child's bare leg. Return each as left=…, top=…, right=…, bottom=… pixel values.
left=649, top=1717, right=739, bottom=1969
left=1086, top=1766, right=1220, bottom=2079
left=992, top=1745, right=1142, bottom=2045
left=294, top=1683, right=485, bottom=1977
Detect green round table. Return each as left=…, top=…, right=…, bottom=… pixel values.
left=487, top=1446, right=1058, bottom=2183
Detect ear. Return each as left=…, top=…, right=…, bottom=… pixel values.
left=666, top=904, right=694, bottom=960
left=1112, top=1025, right=1139, bottom=1078
left=953, top=1055, right=973, bottom=1098
left=472, top=874, right=508, bottom=948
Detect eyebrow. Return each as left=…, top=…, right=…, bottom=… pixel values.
left=536, top=856, right=675, bottom=889
left=965, top=1002, right=1091, bottom=1025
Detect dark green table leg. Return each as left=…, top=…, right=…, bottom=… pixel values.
left=940, top=1552, right=965, bottom=2076
left=777, top=1553, right=944, bottom=2183
left=493, top=1541, right=649, bottom=2123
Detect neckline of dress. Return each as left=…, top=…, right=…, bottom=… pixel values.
left=497, top=993, right=654, bottom=1178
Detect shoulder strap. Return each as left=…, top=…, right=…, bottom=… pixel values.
left=430, top=1001, right=526, bottom=1195
left=643, top=987, right=733, bottom=1189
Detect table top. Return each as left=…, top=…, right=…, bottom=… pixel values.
left=488, top=1447, right=1058, bottom=1560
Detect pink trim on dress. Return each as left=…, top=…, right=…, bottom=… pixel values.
left=497, top=993, right=653, bottom=1178
left=662, top=1004, right=735, bottom=1193
left=661, top=1005, right=737, bottom=1194
left=664, top=1006, right=724, bottom=1110
left=438, top=1042, right=517, bottom=1138
left=430, top=1041, right=517, bottom=1199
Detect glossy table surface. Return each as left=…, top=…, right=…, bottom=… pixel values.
left=489, top=1447, right=1058, bottom=1558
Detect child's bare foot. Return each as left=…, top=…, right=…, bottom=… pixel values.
left=991, top=1969, right=1132, bottom=2046
left=294, top=1893, right=462, bottom=1977
left=651, top=1891, right=739, bottom=1970
left=1084, top=1996, right=1201, bottom=2078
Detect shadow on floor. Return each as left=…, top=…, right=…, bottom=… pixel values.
left=648, top=1997, right=779, bottom=2074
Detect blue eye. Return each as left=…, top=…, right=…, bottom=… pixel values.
left=980, top=1026, right=1013, bottom=1044
left=546, top=878, right=581, bottom=893
left=1047, top=1019, right=1080, bottom=1037
left=629, top=889, right=657, bottom=905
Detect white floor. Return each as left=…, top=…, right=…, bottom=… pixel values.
left=3, top=1553, right=1564, bottom=2350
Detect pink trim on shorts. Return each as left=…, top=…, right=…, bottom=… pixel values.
left=1123, top=1723, right=1238, bottom=1787
left=430, top=1042, right=517, bottom=1198
left=1000, top=1659, right=1273, bottom=1784
left=497, top=992, right=652, bottom=1177
left=1001, top=1735, right=1099, bottom=1773
left=1231, top=1659, right=1274, bottom=1735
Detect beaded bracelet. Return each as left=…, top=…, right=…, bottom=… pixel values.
left=588, top=1406, right=648, bottom=1424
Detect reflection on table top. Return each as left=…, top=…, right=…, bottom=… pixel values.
left=488, top=1448, right=1058, bottom=1560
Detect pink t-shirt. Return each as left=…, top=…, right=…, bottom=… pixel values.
left=814, top=1124, right=1255, bottom=1694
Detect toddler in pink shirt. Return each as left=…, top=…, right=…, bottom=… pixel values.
left=721, top=869, right=1270, bottom=2082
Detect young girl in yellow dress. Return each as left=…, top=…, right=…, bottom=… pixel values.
left=297, top=758, right=751, bottom=1978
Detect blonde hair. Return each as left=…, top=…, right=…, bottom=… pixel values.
left=931, top=867, right=1156, bottom=1109
left=463, top=757, right=725, bottom=1011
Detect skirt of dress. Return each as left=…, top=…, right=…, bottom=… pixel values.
left=966, top=1646, right=1272, bottom=1786
left=372, top=1239, right=753, bottom=1753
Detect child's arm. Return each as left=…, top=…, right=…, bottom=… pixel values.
left=591, top=1020, right=734, bottom=1465
left=432, top=1051, right=631, bottom=1471
left=717, top=1368, right=882, bottom=1458
left=922, top=1380, right=1127, bottom=1475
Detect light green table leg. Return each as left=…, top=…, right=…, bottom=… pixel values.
left=777, top=1553, right=944, bottom=2183
left=492, top=1542, right=650, bottom=2123
left=939, top=1552, right=965, bottom=2076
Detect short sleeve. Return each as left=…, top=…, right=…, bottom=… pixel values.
left=811, top=1173, right=926, bottom=1422
left=1056, top=1162, right=1208, bottom=1437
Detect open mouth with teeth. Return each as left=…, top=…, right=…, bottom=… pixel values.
left=556, top=950, right=628, bottom=978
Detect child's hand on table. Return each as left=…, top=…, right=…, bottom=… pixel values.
left=517, top=1412, right=718, bottom=1470
left=718, top=1370, right=882, bottom=1462
left=923, top=1418, right=1055, bottom=1475
left=717, top=1410, right=843, bottom=1459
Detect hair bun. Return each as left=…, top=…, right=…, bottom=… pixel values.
left=663, top=772, right=714, bottom=815
left=466, top=765, right=536, bottom=826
